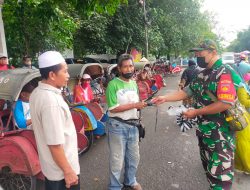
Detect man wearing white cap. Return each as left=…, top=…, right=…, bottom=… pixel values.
left=29, top=51, right=80, bottom=190
left=0, top=53, right=14, bottom=70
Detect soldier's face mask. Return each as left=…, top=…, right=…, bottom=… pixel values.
left=197, top=57, right=208, bottom=68
left=196, top=50, right=214, bottom=68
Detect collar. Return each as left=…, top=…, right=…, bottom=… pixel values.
left=202, top=59, right=222, bottom=75
left=211, top=58, right=222, bottom=69
left=117, top=77, right=132, bottom=83
left=38, top=82, right=62, bottom=94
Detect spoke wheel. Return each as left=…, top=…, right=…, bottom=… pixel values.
left=83, top=130, right=94, bottom=153
left=0, top=171, right=44, bottom=190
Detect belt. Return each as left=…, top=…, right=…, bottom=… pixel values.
left=110, top=117, right=140, bottom=126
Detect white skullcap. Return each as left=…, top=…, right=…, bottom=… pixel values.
left=38, top=51, right=65, bottom=68
left=82, top=74, right=91, bottom=79
left=0, top=53, right=7, bottom=58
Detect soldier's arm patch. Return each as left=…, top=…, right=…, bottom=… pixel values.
left=217, top=73, right=236, bottom=104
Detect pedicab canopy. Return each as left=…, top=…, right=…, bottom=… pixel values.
left=0, top=69, right=40, bottom=102
left=84, top=54, right=117, bottom=64
left=67, top=63, right=104, bottom=92
left=106, top=64, right=118, bottom=76
left=68, top=63, right=104, bottom=80
left=134, top=57, right=152, bottom=71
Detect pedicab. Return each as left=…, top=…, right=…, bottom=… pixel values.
left=104, top=64, right=118, bottom=86
left=0, top=68, right=91, bottom=190
left=0, top=69, right=44, bottom=190
left=67, top=64, right=106, bottom=151
left=152, top=60, right=168, bottom=76
left=134, top=60, right=165, bottom=101
left=83, top=54, right=117, bottom=65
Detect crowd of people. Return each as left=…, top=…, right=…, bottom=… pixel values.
left=1, top=38, right=250, bottom=190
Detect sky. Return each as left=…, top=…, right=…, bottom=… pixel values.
left=202, top=0, right=250, bottom=46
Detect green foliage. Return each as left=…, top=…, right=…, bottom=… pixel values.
left=2, top=0, right=217, bottom=62
left=74, top=0, right=144, bottom=57
left=105, top=0, right=145, bottom=55
left=2, top=0, right=126, bottom=66
left=227, top=26, right=250, bottom=52
left=148, top=0, right=218, bottom=58
left=74, top=13, right=110, bottom=56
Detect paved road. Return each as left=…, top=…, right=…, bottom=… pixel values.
left=79, top=74, right=250, bottom=190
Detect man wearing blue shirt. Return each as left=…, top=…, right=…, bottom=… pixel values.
left=235, top=54, right=250, bottom=78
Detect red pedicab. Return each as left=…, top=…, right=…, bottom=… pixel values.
left=66, top=64, right=106, bottom=151
left=0, top=68, right=91, bottom=190
left=152, top=60, right=168, bottom=76
left=0, top=69, right=44, bottom=190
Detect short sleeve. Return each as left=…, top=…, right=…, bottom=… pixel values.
left=41, top=105, right=65, bottom=145
left=14, top=101, right=27, bottom=129
left=217, top=73, right=236, bottom=105
left=106, top=81, right=118, bottom=110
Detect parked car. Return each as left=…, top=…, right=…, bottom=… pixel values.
left=222, top=52, right=235, bottom=65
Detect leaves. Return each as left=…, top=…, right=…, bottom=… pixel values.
left=2, top=0, right=126, bottom=66
left=227, top=26, right=250, bottom=52
left=2, top=0, right=217, bottom=63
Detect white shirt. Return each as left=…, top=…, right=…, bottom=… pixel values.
left=30, top=82, right=80, bottom=180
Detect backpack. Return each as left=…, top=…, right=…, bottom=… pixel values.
left=206, top=69, right=250, bottom=131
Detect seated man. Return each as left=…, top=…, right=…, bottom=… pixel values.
left=74, top=74, right=94, bottom=104
left=22, top=55, right=36, bottom=69
left=14, top=83, right=35, bottom=129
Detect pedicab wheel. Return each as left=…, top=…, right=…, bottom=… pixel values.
left=77, top=132, right=89, bottom=155
left=0, top=170, right=44, bottom=190
left=83, top=130, right=94, bottom=153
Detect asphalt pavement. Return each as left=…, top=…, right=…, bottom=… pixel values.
left=79, top=74, right=250, bottom=190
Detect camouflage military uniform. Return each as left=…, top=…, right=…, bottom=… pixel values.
left=184, top=59, right=242, bottom=190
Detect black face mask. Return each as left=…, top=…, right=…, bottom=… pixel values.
left=197, top=57, right=208, bottom=68
left=23, top=63, right=32, bottom=68
left=121, top=72, right=134, bottom=79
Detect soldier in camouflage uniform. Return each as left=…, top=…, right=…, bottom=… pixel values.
left=152, top=39, right=242, bottom=190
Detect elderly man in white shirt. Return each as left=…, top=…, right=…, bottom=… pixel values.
left=30, top=51, right=80, bottom=190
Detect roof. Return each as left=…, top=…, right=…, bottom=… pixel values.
left=0, top=68, right=40, bottom=101
left=85, top=54, right=116, bottom=62
left=134, top=61, right=152, bottom=70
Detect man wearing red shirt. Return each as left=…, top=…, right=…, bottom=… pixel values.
left=0, top=53, right=14, bottom=71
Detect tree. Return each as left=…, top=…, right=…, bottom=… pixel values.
left=2, top=0, right=127, bottom=66
left=148, top=0, right=217, bottom=59
left=3, top=0, right=217, bottom=63
left=73, top=0, right=145, bottom=57
left=227, top=27, right=250, bottom=52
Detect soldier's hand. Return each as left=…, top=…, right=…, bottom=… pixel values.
left=182, top=109, right=198, bottom=119
left=64, top=169, right=78, bottom=188
left=151, top=96, right=167, bottom=105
